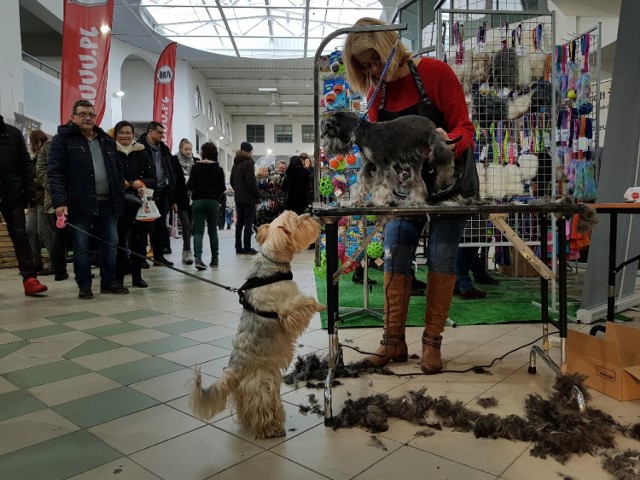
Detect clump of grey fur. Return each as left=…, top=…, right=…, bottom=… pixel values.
left=601, top=449, right=640, bottom=480
left=492, top=47, right=519, bottom=90
left=284, top=353, right=393, bottom=386
left=476, top=396, right=499, bottom=409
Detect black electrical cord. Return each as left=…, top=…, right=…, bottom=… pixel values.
left=341, top=330, right=560, bottom=375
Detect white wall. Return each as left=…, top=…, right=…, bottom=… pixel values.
left=230, top=121, right=315, bottom=158
left=120, top=57, right=154, bottom=122
left=0, top=0, right=25, bottom=120
left=22, top=61, right=59, bottom=134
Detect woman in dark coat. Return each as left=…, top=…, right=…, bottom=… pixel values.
left=284, top=156, right=310, bottom=215
left=113, top=121, right=157, bottom=288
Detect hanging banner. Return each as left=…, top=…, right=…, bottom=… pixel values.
left=60, top=0, right=114, bottom=126
left=153, top=42, right=177, bottom=150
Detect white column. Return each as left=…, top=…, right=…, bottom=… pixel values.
left=0, top=0, right=25, bottom=121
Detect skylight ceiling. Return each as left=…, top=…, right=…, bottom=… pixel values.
left=140, top=0, right=386, bottom=59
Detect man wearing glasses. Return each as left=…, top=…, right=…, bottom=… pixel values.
left=139, top=121, right=176, bottom=267
left=48, top=100, right=128, bottom=299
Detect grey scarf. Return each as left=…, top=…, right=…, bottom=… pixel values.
left=177, top=151, right=194, bottom=176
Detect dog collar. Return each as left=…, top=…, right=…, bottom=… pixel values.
left=237, top=271, right=294, bottom=318
left=261, top=252, right=291, bottom=268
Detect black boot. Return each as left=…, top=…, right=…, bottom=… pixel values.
left=472, top=250, right=500, bottom=285
left=352, top=265, right=377, bottom=285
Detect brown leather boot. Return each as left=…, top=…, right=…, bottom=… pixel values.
left=421, top=271, right=457, bottom=373
left=361, top=272, right=412, bottom=367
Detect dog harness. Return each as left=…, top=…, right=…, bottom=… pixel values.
left=237, top=271, right=293, bottom=318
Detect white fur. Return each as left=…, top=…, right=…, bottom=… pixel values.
left=189, top=211, right=325, bottom=439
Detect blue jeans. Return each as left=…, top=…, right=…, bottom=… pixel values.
left=69, top=200, right=118, bottom=289
left=192, top=199, right=220, bottom=262
left=454, top=246, right=478, bottom=291
left=384, top=217, right=466, bottom=274
left=235, top=203, right=256, bottom=251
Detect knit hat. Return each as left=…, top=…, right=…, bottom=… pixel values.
left=240, top=142, right=253, bottom=153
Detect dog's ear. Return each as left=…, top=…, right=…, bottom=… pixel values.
left=256, top=224, right=270, bottom=245
left=277, top=225, right=292, bottom=236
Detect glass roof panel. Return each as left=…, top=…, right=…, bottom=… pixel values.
left=141, top=0, right=385, bottom=59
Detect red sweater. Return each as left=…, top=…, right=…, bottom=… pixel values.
left=367, top=58, right=474, bottom=159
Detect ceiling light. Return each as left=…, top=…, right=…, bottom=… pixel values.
left=209, top=127, right=214, bottom=131
left=100, top=25, right=110, bottom=34
left=112, top=90, right=125, bottom=97
left=281, top=101, right=299, bottom=105
left=219, top=136, right=224, bottom=140
left=258, top=87, right=278, bottom=92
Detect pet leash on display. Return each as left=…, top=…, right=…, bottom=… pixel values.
left=56, top=214, right=239, bottom=293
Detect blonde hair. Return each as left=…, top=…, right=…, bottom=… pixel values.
left=343, top=17, right=411, bottom=95
left=255, top=166, right=269, bottom=178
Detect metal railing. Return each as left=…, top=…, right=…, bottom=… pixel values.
left=22, top=52, right=60, bottom=79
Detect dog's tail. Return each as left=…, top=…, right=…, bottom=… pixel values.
left=189, top=366, right=236, bottom=421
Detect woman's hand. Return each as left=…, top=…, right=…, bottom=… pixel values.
left=435, top=128, right=456, bottom=151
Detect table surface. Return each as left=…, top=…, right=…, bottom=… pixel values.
left=313, top=201, right=587, bottom=218
left=591, top=202, right=640, bottom=212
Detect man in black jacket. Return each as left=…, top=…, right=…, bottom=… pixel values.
left=48, top=100, right=127, bottom=299
left=0, top=115, right=48, bottom=296
left=230, top=142, right=259, bottom=255
left=139, top=121, right=176, bottom=266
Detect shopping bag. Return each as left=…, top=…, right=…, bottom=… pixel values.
left=136, top=188, right=161, bottom=222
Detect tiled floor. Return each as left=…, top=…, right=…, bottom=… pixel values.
left=1, top=229, right=639, bottom=480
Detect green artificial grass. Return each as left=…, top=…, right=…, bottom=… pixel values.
left=315, top=268, right=631, bottom=329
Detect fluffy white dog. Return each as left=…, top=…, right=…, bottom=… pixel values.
left=189, top=211, right=325, bottom=439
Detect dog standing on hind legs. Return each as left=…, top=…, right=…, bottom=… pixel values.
left=189, top=211, right=325, bottom=439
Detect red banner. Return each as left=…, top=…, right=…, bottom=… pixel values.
left=153, top=42, right=177, bottom=150
left=60, top=0, right=114, bottom=126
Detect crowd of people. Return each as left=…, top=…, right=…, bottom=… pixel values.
left=0, top=100, right=316, bottom=300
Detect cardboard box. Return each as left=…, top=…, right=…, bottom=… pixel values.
left=566, top=323, right=640, bottom=401
left=497, top=247, right=539, bottom=277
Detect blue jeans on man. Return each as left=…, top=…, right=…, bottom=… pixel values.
left=69, top=200, right=118, bottom=289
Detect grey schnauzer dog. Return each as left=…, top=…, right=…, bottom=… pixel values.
left=190, top=211, right=324, bottom=439
left=321, top=111, right=458, bottom=206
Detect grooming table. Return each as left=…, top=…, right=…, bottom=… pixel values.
left=587, top=203, right=640, bottom=334
left=313, top=202, right=589, bottom=425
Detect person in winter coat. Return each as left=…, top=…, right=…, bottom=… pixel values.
left=26, top=129, right=53, bottom=274
left=35, top=136, right=69, bottom=281
left=113, top=121, right=157, bottom=288
left=170, top=138, right=196, bottom=265
left=139, top=121, right=176, bottom=266
left=0, top=115, right=48, bottom=296
left=229, top=141, right=259, bottom=255
left=186, top=142, right=226, bottom=269
left=284, top=155, right=310, bottom=215
left=48, top=100, right=127, bottom=299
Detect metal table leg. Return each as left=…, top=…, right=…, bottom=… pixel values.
left=323, top=220, right=341, bottom=426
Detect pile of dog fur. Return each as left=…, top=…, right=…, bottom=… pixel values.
left=285, top=354, right=640, bottom=479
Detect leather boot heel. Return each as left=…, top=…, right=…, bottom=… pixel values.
left=361, top=334, right=407, bottom=368
left=421, top=334, right=443, bottom=373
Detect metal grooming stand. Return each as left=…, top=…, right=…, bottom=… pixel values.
left=315, top=204, right=587, bottom=425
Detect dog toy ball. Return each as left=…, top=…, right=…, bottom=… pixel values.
left=332, top=174, right=347, bottom=197
left=325, top=92, right=336, bottom=105
left=346, top=153, right=357, bottom=165
left=366, top=241, right=384, bottom=259
left=338, top=216, right=348, bottom=227
left=347, top=244, right=360, bottom=258
left=319, top=176, right=334, bottom=196
left=567, top=89, right=577, bottom=100
left=479, top=83, right=491, bottom=96
left=333, top=84, right=344, bottom=95
left=329, top=158, right=340, bottom=170
left=365, top=215, right=377, bottom=222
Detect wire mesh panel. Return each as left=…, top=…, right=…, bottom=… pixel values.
left=436, top=7, right=556, bottom=247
